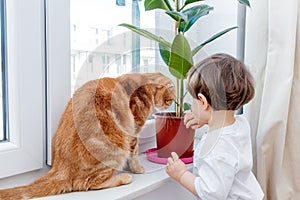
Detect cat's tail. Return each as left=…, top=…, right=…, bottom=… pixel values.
left=0, top=170, right=72, bottom=200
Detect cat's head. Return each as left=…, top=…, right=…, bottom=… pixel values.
left=142, top=72, right=175, bottom=110
left=115, top=72, right=175, bottom=111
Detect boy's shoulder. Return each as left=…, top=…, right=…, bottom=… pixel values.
left=197, top=115, right=251, bottom=166
left=196, top=135, right=239, bottom=170
left=197, top=129, right=239, bottom=161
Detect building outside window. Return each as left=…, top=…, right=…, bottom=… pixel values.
left=70, top=0, right=156, bottom=94
left=70, top=0, right=239, bottom=95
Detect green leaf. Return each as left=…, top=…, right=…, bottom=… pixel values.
left=192, top=26, right=237, bottom=56
left=184, top=0, right=205, bottom=7
left=159, top=43, right=171, bottom=66
left=179, top=5, right=214, bottom=32
left=238, top=0, right=250, bottom=7
left=165, top=11, right=188, bottom=22
left=183, top=102, right=192, bottom=111
left=144, top=0, right=173, bottom=11
left=119, top=23, right=171, bottom=48
left=169, top=34, right=193, bottom=79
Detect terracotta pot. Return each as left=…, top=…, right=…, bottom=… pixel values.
left=154, top=112, right=195, bottom=158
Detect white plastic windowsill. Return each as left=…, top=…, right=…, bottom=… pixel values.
left=35, top=120, right=199, bottom=200
left=35, top=153, right=192, bottom=200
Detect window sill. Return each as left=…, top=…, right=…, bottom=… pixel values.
left=0, top=142, right=18, bottom=152
left=35, top=153, right=192, bottom=200
left=34, top=119, right=199, bottom=200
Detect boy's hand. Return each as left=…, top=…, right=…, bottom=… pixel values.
left=184, top=112, right=203, bottom=129
left=166, top=152, right=188, bottom=182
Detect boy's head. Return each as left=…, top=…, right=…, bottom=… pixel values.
left=187, top=53, right=255, bottom=111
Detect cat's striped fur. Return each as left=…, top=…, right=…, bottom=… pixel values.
left=0, top=72, right=175, bottom=199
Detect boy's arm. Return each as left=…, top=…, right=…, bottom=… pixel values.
left=179, top=170, right=199, bottom=197
left=166, top=152, right=200, bottom=198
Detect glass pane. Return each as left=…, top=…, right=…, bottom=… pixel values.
left=70, top=0, right=158, bottom=94
left=0, top=0, right=6, bottom=142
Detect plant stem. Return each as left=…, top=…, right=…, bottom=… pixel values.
left=176, top=78, right=180, bottom=117
left=174, top=0, right=179, bottom=34
left=180, top=78, right=184, bottom=116
left=175, top=78, right=184, bottom=117
left=175, top=0, right=178, bottom=11
left=175, top=0, right=180, bottom=117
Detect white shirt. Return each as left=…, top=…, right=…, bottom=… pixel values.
left=193, top=115, right=264, bottom=200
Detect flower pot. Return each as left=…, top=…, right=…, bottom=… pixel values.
left=154, top=112, right=195, bottom=158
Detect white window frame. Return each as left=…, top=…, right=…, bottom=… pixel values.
left=0, top=0, right=45, bottom=178
left=45, top=0, right=71, bottom=165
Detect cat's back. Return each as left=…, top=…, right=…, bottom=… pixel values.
left=74, top=77, right=117, bottom=97
left=97, top=77, right=118, bottom=91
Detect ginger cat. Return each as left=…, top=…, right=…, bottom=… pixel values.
left=0, top=72, right=175, bottom=199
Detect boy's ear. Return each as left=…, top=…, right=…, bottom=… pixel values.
left=197, top=93, right=209, bottom=109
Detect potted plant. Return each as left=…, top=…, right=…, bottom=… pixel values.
left=120, top=0, right=250, bottom=158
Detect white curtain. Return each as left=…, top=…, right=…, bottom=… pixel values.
left=244, top=0, right=300, bottom=199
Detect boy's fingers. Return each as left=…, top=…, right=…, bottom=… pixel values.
left=185, top=118, right=197, bottom=128
left=171, top=152, right=179, bottom=160
left=183, top=112, right=193, bottom=124
left=167, top=157, right=174, bottom=164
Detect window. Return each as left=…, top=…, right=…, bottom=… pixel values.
left=70, top=0, right=157, bottom=93
left=69, top=0, right=239, bottom=92
left=0, top=0, right=242, bottom=175
left=0, top=0, right=44, bottom=178
left=48, top=0, right=241, bottom=166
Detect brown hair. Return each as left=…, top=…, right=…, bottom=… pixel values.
left=187, top=53, right=255, bottom=110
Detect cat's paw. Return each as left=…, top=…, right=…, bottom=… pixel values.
left=119, top=173, right=133, bottom=185
left=130, top=164, right=145, bottom=174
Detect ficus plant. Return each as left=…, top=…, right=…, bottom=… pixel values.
left=120, top=0, right=250, bottom=117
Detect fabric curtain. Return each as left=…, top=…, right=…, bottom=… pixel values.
left=243, top=0, right=300, bottom=199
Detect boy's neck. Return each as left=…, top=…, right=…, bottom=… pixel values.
left=208, top=110, right=236, bottom=132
